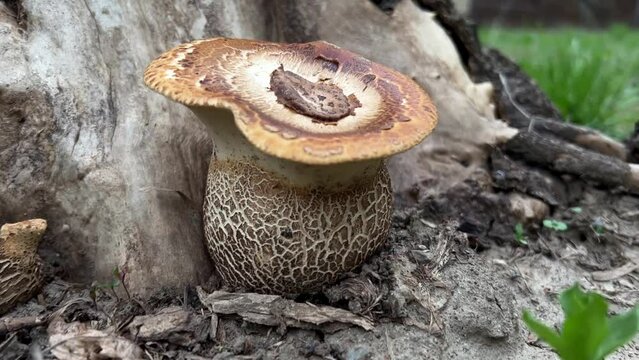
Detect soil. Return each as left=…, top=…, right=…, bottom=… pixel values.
left=2, top=184, right=638, bottom=360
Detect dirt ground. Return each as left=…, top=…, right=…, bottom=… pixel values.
left=2, top=183, right=639, bottom=360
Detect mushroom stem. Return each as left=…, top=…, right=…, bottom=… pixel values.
left=188, top=108, right=393, bottom=294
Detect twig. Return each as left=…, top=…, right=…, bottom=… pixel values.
left=0, top=297, right=90, bottom=337
left=183, top=286, right=189, bottom=310
left=0, top=314, right=50, bottom=337
left=144, top=349, right=154, bottom=360
left=619, top=210, right=639, bottom=220
left=498, top=72, right=538, bottom=132
left=592, top=261, right=639, bottom=282
left=514, top=262, right=533, bottom=295
left=90, top=287, right=115, bottom=324
left=121, top=280, right=132, bottom=301
left=109, top=287, right=119, bottom=301
left=0, top=333, right=16, bottom=353
left=384, top=328, right=395, bottom=360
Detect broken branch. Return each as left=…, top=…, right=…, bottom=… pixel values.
left=197, top=288, right=374, bottom=332
left=503, top=131, right=639, bottom=193
left=0, top=314, right=49, bottom=337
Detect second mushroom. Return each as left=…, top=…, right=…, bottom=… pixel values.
left=144, top=38, right=437, bottom=294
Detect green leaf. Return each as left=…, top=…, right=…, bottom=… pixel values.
left=543, top=219, right=568, bottom=231
left=559, top=285, right=601, bottom=317
left=113, top=266, right=121, bottom=279
left=558, top=285, right=610, bottom=359
left=514, top=223, right=528, bottom=245
left=596, top=306, right=639, bottom=359
left=570, top=207, right=583, bottom=214
left=110, top=279, right=121, bottom=289
left=591, top=219, right=606, bottom=235
left=523, top=311, right=564, bottom=351
left=523, top=284, right=639, bottom=360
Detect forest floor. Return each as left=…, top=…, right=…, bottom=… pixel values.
left=2, top=1, right=637, bottom=359
left=2, top=186, right=639, bottom=359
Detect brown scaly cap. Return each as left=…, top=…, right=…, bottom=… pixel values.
left=144, top=38, right=438, bottom=165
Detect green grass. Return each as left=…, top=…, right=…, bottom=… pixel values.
left=480, top=25, right=639, bottom=138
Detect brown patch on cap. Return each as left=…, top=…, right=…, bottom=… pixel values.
left=144, top=38, right=438, bottom=165
left=269, top=65, right=360, bottom=122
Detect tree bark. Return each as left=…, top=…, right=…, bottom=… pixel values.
left=0, top=0, right=274, bottom=294
left=504, top=131, right=639, bottom=192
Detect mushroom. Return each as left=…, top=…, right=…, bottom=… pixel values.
left=1, top=219, right=46, bottom=314
left=144, top=38, right=437, bottom=294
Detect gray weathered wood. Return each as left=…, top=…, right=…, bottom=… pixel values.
left=0, top=0, right=270, bottom=294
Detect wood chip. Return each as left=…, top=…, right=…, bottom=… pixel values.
left=210, top=313, right=218, bottom=340
left=48, top=318, right=143, bottom=360
left=197, top=288, right=374, bottom=331
left=124, top=306, right=209, bottom=346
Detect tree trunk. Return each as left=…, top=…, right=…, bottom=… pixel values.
left=0, top=0, right=275, bottom=294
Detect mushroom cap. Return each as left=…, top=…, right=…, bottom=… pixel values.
left=144, top=38, right=438, bottom=165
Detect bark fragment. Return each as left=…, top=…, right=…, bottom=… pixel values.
left=124, top=306, right=209, bottom=346
left=197, top=289, right=374, bottom=332
left=504, top=131, right=639, bottom=192
left=490, top=150, right=566, bottom=206
left=48, top=317, right=143, bottom=360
